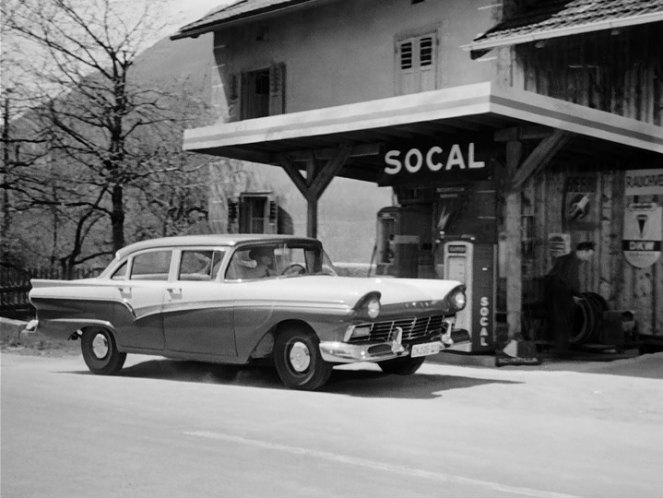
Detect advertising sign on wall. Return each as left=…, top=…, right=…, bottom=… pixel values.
left=623, top=203, right=662, bottom=268
left=563, top=175, right=597, bottom=229
left=547, top=233, right=571, bottom=259
left=378, top=141, right=492, bottom=185
left=623, top=169, right=663, bottom=269
left=625, top=169, right=663, bottom=196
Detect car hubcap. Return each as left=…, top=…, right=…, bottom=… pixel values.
left=92, top=334, right=109, bottom=359
left=289, top=341, right=311, bottom=373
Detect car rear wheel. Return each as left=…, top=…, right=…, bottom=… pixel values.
left=81, top=328, right=126, bottom=375
left=378, top=356, right=426, bottom=375
left=274, top=326, right=332, bottom=390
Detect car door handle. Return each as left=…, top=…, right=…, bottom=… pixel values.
left=166, top=287, right=182, bottom=294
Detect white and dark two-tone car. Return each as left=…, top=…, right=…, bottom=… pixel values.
left=29, top=235, right=467, bottom=390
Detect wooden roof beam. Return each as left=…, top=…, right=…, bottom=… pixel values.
left=511, top=130, right=572, bottom=190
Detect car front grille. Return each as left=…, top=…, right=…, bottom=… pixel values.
left=348, top=315, right=449, bottom=344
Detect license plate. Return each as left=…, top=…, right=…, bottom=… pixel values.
left=411, top=342, right=441, bottom=358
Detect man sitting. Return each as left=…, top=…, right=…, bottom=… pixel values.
left=239, top=246, right=277, bottom=279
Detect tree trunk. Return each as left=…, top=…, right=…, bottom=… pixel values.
left=111, top=184, right=125, bottom=251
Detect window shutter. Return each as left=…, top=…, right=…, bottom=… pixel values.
left=227, top=200, right=238, bottom=230
left=419, top=36, right=433, bottom=67
left=396, top=33, right=437, bottom=95
left=269, top=63, right=286, bottom=115
left=397, top=38, right=417, bottom=94
left=400, top=41, right=414, bottom=70
left=239, top=72, right=249, bottom=120
left=419, top=35, right=437, bottom=91
left=228, top=73, right=242, bottom=121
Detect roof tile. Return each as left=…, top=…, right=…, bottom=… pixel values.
left=173, top=0, right=319, bottom=39
left=474, top=0, right=663, bottom=44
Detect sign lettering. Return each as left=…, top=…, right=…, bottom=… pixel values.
left=384, top=142, right=485, bottom=176
left=622, top=202, right=662, bottom=268
left=625, top=169, right=663, bottom=196
left=478, top=296, right=490, bottom=347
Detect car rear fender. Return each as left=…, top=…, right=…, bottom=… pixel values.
left=36, top=317, right=118, bottom=342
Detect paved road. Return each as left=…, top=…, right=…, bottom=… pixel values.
left=2, top=351, right=662, bottom=498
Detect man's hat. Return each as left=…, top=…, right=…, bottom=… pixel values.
left=577, top=241, right=596, bottom=251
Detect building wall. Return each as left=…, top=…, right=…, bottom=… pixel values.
left=506, top=24, right=663, bottom=125
left=211, top=0, right=496, bottom=119
left=208, top=159, right=392, bottom=263
left=494, top=22, right=663, bottom=337
left=521, top=160, right=663, bottom=337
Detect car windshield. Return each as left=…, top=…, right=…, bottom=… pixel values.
left=225, top=242, right=336, bottom=280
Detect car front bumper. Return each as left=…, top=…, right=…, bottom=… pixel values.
left=319, top=327, right=469, bottom=363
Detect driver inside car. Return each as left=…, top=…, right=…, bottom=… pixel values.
left=241, top=246, right=276, bottom=279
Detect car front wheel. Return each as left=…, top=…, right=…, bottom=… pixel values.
left=378, top=355, right=426, bottom=375
left=274, top=326, right=332, bottom=390
left=81, top=328, right=126, bottom=375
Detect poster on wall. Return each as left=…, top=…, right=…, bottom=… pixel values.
left=563, top=175, right=597, bottom=229
left=623, top=203, right=662, bottom=269
left=547, top=233, right=571, bottom=259
left=625, top=169, right=663, bottom=196
left=623, top=169, right=663, bottom=269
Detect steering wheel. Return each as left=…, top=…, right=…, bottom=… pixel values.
left=281, top=263, right=306, bottom=276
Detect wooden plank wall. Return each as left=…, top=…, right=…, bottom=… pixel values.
left=522, top=166, right=663, bottom=336
left=511, top=22, right=662, bottom=336
left=513, top=23, right=663, bottom=126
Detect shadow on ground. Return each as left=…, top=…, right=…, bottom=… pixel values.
left=67, top=358, right=520, bottom=399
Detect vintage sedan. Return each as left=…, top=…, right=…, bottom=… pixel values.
left=29, top=235, right=467, bottom=390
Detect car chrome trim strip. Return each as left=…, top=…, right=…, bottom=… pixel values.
left=319, top=339, right=443, bottom=363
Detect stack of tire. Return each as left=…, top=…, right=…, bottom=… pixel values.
left=570, top=292, right=608, bottom=345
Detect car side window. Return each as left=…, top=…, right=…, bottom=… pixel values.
left=111, top=261, right=128, bottom=280
left=178, top=250, right=226, bottom=281
left=130, top=250, right=172, bottom=281
left=226, top=246, right=277, bottom=280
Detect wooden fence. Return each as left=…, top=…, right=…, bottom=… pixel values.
left=0, top=266, right=96, bottom=319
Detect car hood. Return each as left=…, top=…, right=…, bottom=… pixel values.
left=247, top=275, right=463, bottom=309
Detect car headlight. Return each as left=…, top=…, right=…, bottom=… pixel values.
left=449, top=288, right=466, bottom=311
left=366, top=297, right=381, bottom=319
left=354, top=292, right=382, bottom=320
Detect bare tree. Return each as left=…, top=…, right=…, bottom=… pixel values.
left=2, top=0, right=187, bottom=253
left=1, top=0, right=213, bottom=275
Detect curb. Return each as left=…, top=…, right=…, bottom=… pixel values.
left=428, top=351, right=497, bottom=368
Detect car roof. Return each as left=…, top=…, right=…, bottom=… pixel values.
left=115, top=234, right=318, bottom=259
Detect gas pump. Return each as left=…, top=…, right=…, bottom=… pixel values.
left=375, top=206, right=423, bottom=278
left=440, top=237, right=496, bottom=353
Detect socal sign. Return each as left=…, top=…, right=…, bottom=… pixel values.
left=384, top=142, right=485, bottom=175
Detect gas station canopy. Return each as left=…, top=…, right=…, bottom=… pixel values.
left=183, top=82, right=663, bottom=183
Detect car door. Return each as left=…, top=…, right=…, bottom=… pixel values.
left=110, top=249, right=171, bottom=351
left=162, top=248, right=237, bottom=357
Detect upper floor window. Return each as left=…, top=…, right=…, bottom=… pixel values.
left=229, top=63, right=286, bottom=120
left=396, top=32, right=438, bottom=95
